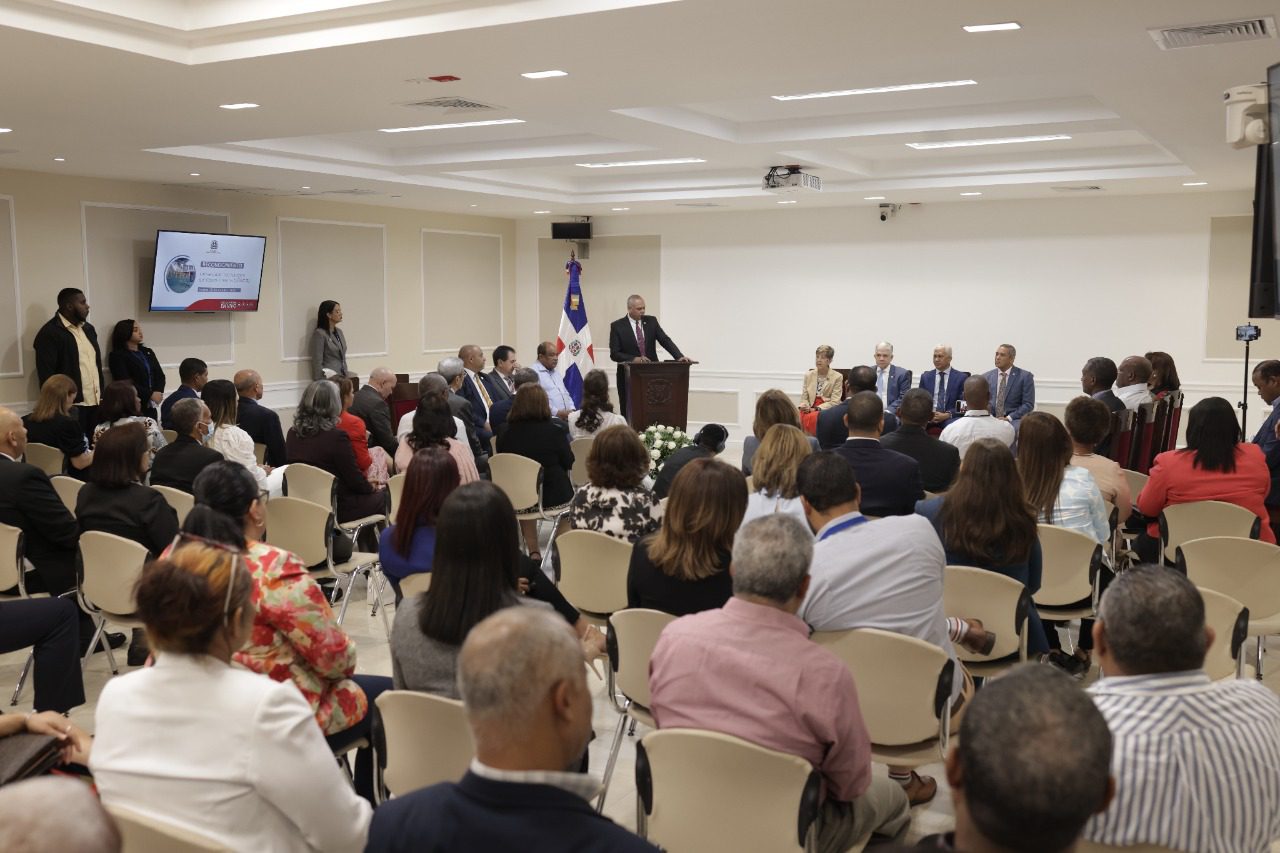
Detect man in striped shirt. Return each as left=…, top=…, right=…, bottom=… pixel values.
left=1086, top=565, right=1280, bottom=852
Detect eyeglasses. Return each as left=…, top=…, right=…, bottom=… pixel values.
left=169, top=532, right=246, bottom=625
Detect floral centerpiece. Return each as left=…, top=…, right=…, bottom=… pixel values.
left=641, top=425, right=693, bottom=473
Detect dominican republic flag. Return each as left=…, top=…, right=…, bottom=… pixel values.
left=556, top=255, right=594, bottom=407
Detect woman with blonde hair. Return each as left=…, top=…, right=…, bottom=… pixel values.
left=23, top=374, right=93, bottom=476
left=741, top=388, right=816, bottom=475
left=741, top=423, right=812, bottom=526
left=627, top=458, right=747, bottom=615
left=798, top=344, right=842, bottom=435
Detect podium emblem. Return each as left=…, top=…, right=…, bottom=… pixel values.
left=646, top=379, right=672, bottom=405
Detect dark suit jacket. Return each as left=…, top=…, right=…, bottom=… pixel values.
left=0, top=456, right=80, bottom=594
left=489, top=397, right=516, bottom=438
left=880, top=425, right=960, bottom=493
left=497, top=420, right=575, bottom=507
left=653, top=445, right=714, bottom=499
left=235, top=396, right=287, bottom=467
left=1091, top=389, right=1127, bottom=458
left=365, top=772, right=659, bottom=853
left=285, top=427, right=386, bottom=523
left=983, top=366, right=1036, bottom=422
left=456, top=372, right=497, bottom=441
left=487, top=368, right=515, bottom=403
left=446, top=392, right=487, bottom=458
left=608, top=315, right=684, bottom=363
left=833, top=438, right=924, bottom=517
left=107, top=346, right=165, bottom=416
left=817, top=406, right=898, bottom=451
left=75, top=482, right=179, bottom=559
left=150, top=435, right=224, bottom=494
left=159, top=385, right=199, bottom=430
left=347, top=385, right=396, bottom=458
left=876, top=365, right=912, bottom=412
left=918, top=368, right=971, bottom=414
left=33, top=314, right=103, bottom=404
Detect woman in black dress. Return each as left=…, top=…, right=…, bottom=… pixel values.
left=23, top=374, right=93, bottom=478
left=107, top=319, right=165, bottom=421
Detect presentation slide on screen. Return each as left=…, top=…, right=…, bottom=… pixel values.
left=151, top=231, right=265, bottom=311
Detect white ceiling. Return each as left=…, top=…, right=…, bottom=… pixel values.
left=0, top=0, right=1274, bottom=217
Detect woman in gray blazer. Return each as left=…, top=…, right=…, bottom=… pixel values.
left=309, top=299, right=349, bottom=380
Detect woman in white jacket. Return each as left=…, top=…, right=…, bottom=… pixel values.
left=202, top=379, right=287, bottom=497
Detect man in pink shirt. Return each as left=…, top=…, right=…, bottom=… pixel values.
left=648, top=513, right=911, bottom=850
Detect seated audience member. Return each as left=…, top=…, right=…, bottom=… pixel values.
left=872, top=340, right=912, bottom=412
left=0, top=407, right=122, bottom=655
left=23, top=374, right=93, bottom=478
left=336, top=377, right=389, bottom=485
left=203, top=378, right=284, bottom=497
left=391, top=482, right=603, bottom=698
left=0, top=598, right=85, bottom=713
left=1113, top=355, right=1154, bottom=412
left=457, top=344, right=497, bottom=434
left=940, top=375, right=1015, bottom=459
left=368, top=607, right=657, bottom=853
left=918, top=344, right=969, bottom=429
left=744, top=388, right=815, bottom=473
left=567, top=425, right=662, bottom=542
left=1066, top=396, right=1131, bottom=523
left=833, top=391, right=922, bottom=517
left=1137, top=396, right=1275, bottom=556
left=795, top=451, right=976, bottom=806
left=497, top=385, right=575, bottom=558
left=740, top=423, right=811, bottom=526
left=917, top=438, right=1049, bottom=654
left=287, top=379, right=388, bottom=526
left=379, top=447, right=461, bottom=596
left=567, top=369, right=627, bottom=439
left=1085, top=566, right=1280, bottom=851
left=487, top=344, right=518, bottom=402
left=440, top=356, right=491, bottom=448
left=649, top=514, right=911, bottom=848
left=628, top=458, right=745, bottom=615
left=1252, top=358, right=1280, bottom=540
left=150, top=398, right=221, bottom=493
left=347, top=367, right=399, bottom=458
left=92, top=380, right=166, bottom=460
left=90, top=542, right=372, bottom=851
left=532, top=340, right=576, bottom=421
left=0, top=776, right=119, bottom=853
left=881, top=388, right=960, bottom=493
left=182, top=461, right=388, bottom=803
left=159, top=356, right=208, bottom=429
left=653, top=422, right=728, bottom=500
left=1144, top=350, right=1181, bottom=400
left=107, top=318, right=164, bottom=421
left=396, top=392, right=478, bottom=484
left=984, top=343, right=1035, bottom=425
left=488, top=367, right=538, bottom=438
left=234, top=369, right=287, bottom=467
left=915, top=665, right=1114, bottom=853
left=817, top=365, right=899, bottom=450
left=797, top=344, right=842, bottom=435
left=397, top=373, right=470, bottom=443
left=1081, top=356, right=1125, bottom=414
left=1019, top=412, right=1110, bottom=544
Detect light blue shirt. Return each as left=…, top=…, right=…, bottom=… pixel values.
left=533, top=361, right=574, bottom=414
left=1042, top=465, right=1110, bottom=546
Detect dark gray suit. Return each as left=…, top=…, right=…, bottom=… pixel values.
left=487, top=368, right=515, bottom=403
left=349, top=385, right=396, bottom=457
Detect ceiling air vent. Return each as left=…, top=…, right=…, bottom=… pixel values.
left=402, top=96, right=500, bottom=114
left=318, top=188, right=379, bottom=196
left=675, top=202, right=723, bottom=208
left=1149, top=17, right=1276, bottom=50
left=1052, top=185, right=1105, bottom=193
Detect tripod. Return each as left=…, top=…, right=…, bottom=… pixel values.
left=1240, top=333, right=1256, bottom=438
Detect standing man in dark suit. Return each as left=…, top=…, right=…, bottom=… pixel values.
left=817, top=366, right=899, bottom=450
left=607, top=294, right=690, bottom=419
left=232, top=369, right=288, bottom=467
left=880, top=390, right=960, bottom=494
left=832, top=392, right=923, bottom=517
left=983, top=344, right=1036, bottom=427
left=487, top=345, right=518, bottom=404
left=347, top=367, right=398, bottom=459
left=918, top=344, right=970, bottom=429
left=872, top=342, right=912, bottom=413
left=33, top=288, right=103, bottom=441
left=151, top=398, right=222, bottom=493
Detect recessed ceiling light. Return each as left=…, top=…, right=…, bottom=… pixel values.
left=575, top=158, right=705, bottom=169
left=301, top=186, right=311, bottom=190
left=52, top=157, right=65, bottom=162
left=960, top=192, right=983, bottom=196
left=379, top=118, right=525, bottom=133
left=219, top=103, right=259, bottom=110
left=470, top=204, right=478, bottom=207
left=906, top=134, right=1071, bottom=150
left=522, top=70, right=568, bottom=79
left=0, top=128, right=12, bottom=134
left=864, top=196, right=886, bottom=200
left=963, top=22, right=1021, bottom=32
left=772, top=79, right=976, bottom=101
left=777, top=200, right=798, bottom=204
left=1183, top=181, right=1208, bottom=187
left=611, top=207, right=630, bottom=211
left=189, top=172, right=201, bottom=177
left=533, top=210, right=551, bottom=214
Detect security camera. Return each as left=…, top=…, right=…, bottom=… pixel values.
left=1225, top=83, right=1269, bottom=148
left=878, top=203, right=901, bottom=222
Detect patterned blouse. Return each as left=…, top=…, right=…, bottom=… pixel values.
left=568, top=484, right=663, bottom=542
left=93, top=416, right=167, bottom=461
left=233, top=540, right=366, bottom=735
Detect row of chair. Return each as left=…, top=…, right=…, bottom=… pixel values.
left=1107, top=392, right=1183, bottom=475
left=24, top=436, right=270, bottom=481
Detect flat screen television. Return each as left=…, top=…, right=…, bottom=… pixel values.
left=1249, top=64, right=1280, bottom=317
left=150, top=230, right=266, bottom=312
left=551, top=221, right=592, bottom=241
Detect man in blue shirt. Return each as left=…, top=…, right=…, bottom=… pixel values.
left=1251, top=359, right=1280, bottom=540
left=533, top=340, right=576, bottom=420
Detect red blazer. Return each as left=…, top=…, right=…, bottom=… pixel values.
left=338, top=411, right=373, bottom=472
left=1136, top=444, right=1275, bottom=543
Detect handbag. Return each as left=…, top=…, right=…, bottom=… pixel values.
left=0, top=732, right=61, bottom=786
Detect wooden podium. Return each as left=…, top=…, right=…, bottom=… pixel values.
left=625, top=361, right=693, bottom=430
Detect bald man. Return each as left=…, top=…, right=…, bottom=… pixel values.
left=349, top=366, right=399, bottom=457
left=940, top=376, right=1016, bottom=459
left=0, top=777, right=119, bottom=853
left=1113, top=356, right=1154, bottom=412
left=233, top=368, right=287, bottom=467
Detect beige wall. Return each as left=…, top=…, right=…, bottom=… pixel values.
left=0, top=167, right=515, bottom=409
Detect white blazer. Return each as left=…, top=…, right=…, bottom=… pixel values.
left=91, top=653, right=371, bottom=853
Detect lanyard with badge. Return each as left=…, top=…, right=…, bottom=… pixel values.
left=817, top=515, right=868, bottom=542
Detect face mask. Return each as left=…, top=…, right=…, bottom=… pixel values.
left=200, top=425, right=214, bottom=446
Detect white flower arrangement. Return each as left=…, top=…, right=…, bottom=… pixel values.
left=641, top=424, right=694, bottom=472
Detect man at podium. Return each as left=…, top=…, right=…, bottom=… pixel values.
left=608, top=294, right=691, bottom=418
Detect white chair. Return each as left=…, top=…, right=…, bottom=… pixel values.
left=1176, top=536, right=1280, bottom=678
left=569, top=437, right=594, bottom=487
left=77, top=531, right=150, bottom=675
left=50, top=475, right=84, bottom=515
left=23, top=442, right=63, bottom=476
left=397, top=571, right=431, bottom=598
left=152, top=485, right=194, bottom=526
left=1197, top=586, right=1248, bottom=681
left=105, top=803, right=231, bottom=852
left=374, top=690, right=474, bottom=800
left=284, top=462, right=387, bottom=545
left=942, top=565, right=1030, bottom=679
left=0, top=522, right=37, bottom=705
left=1035, top=524, right=1104, bottom=652
left=597, top=608, right=675, bottom=811
left=488, top=453, right=572, bottom=556
left=387, top=472, right=406, bottom=520
left=160, top=429, right=178, bottom=445
left=556, top=529, right=632, bottom=629
left=1159, top=500, right=1260, bottom=565
left=635, top=728, right=822, bottom=852
left=253, top=442, right=266, bottom=465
